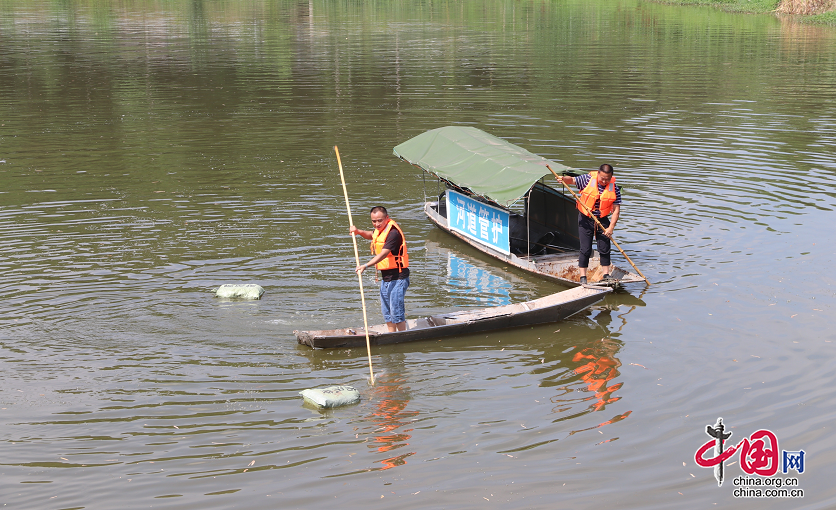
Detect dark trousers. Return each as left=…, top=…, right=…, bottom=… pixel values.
left=578, top=213, right=611, bottom=269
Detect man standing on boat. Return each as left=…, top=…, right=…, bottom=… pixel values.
left=350, top=206, right=410, bottom=332
left=557, top=164, right=621, bottom=285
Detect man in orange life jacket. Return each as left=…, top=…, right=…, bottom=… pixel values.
left=350, top=206, right=410, bottom=332
left=557, top=164, right=622, bottom=285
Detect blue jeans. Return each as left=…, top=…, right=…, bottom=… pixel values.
left=379, top=277, right=409, bottom=323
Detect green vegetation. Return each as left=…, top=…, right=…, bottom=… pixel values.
left=655, top=0, right=780, bottom=13
left=806, top=10, right=836, bottom=23
left=657, top=0, right=836, bottom=25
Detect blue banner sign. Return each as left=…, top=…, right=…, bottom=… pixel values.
left=446, top=189, right=510, bottom=255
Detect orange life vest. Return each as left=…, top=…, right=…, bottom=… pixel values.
left=371, top=219, right=409, bottom=272
left=577, top=171, right=617, bottom=217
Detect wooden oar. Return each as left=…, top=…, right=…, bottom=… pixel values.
left=335, top=146, right=375, bottom=384
left=546, top=165, right=650, bottom=285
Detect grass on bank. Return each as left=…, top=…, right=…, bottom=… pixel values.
left=657, top=0, right=836, bottom=24
left=805, top=10, right=836, bottom=23
left=657, top=0, right=780, bottom=13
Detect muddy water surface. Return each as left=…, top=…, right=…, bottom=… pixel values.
left=1, top=1, right=835, bottom=508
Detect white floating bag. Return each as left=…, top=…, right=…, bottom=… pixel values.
left=214, top=284, right=265, bottom=300
left=300, top=385, right=360, bottom=408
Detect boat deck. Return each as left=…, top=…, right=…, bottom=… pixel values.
left=526, top=252, right=636, bottom=283
left=295, top=285, right=611, bottom=348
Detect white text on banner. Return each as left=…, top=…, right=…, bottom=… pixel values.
left=446, top=189, right=510, bottom=255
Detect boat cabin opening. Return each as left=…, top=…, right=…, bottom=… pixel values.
left=430, top=177, right=585, bottom=257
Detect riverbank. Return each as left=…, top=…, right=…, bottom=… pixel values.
left=658, top=0, right=836, bottom=24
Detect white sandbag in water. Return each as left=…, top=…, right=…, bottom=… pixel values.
left=300, top=385, right=360, bottom=408
left=214, top=284, right=265, bottom=300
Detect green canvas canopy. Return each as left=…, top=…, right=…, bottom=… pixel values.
left=393, top=126, right=573, bottom=208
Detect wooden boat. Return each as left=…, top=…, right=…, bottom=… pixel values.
left=295, top=285, right=611, bottom=349
left=393, top=126, right=648, bottom=288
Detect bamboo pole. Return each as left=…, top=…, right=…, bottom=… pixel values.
left=546, top=165, right=650, bottom=285
left=335, top=146, right=375, bottom=384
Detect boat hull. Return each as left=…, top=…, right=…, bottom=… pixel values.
left=424, top=201, right=645, bottom=288
left=295, top=285, right=610, bottom=349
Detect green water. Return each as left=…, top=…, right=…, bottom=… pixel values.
left=1, top=1, right=834, bottom=508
